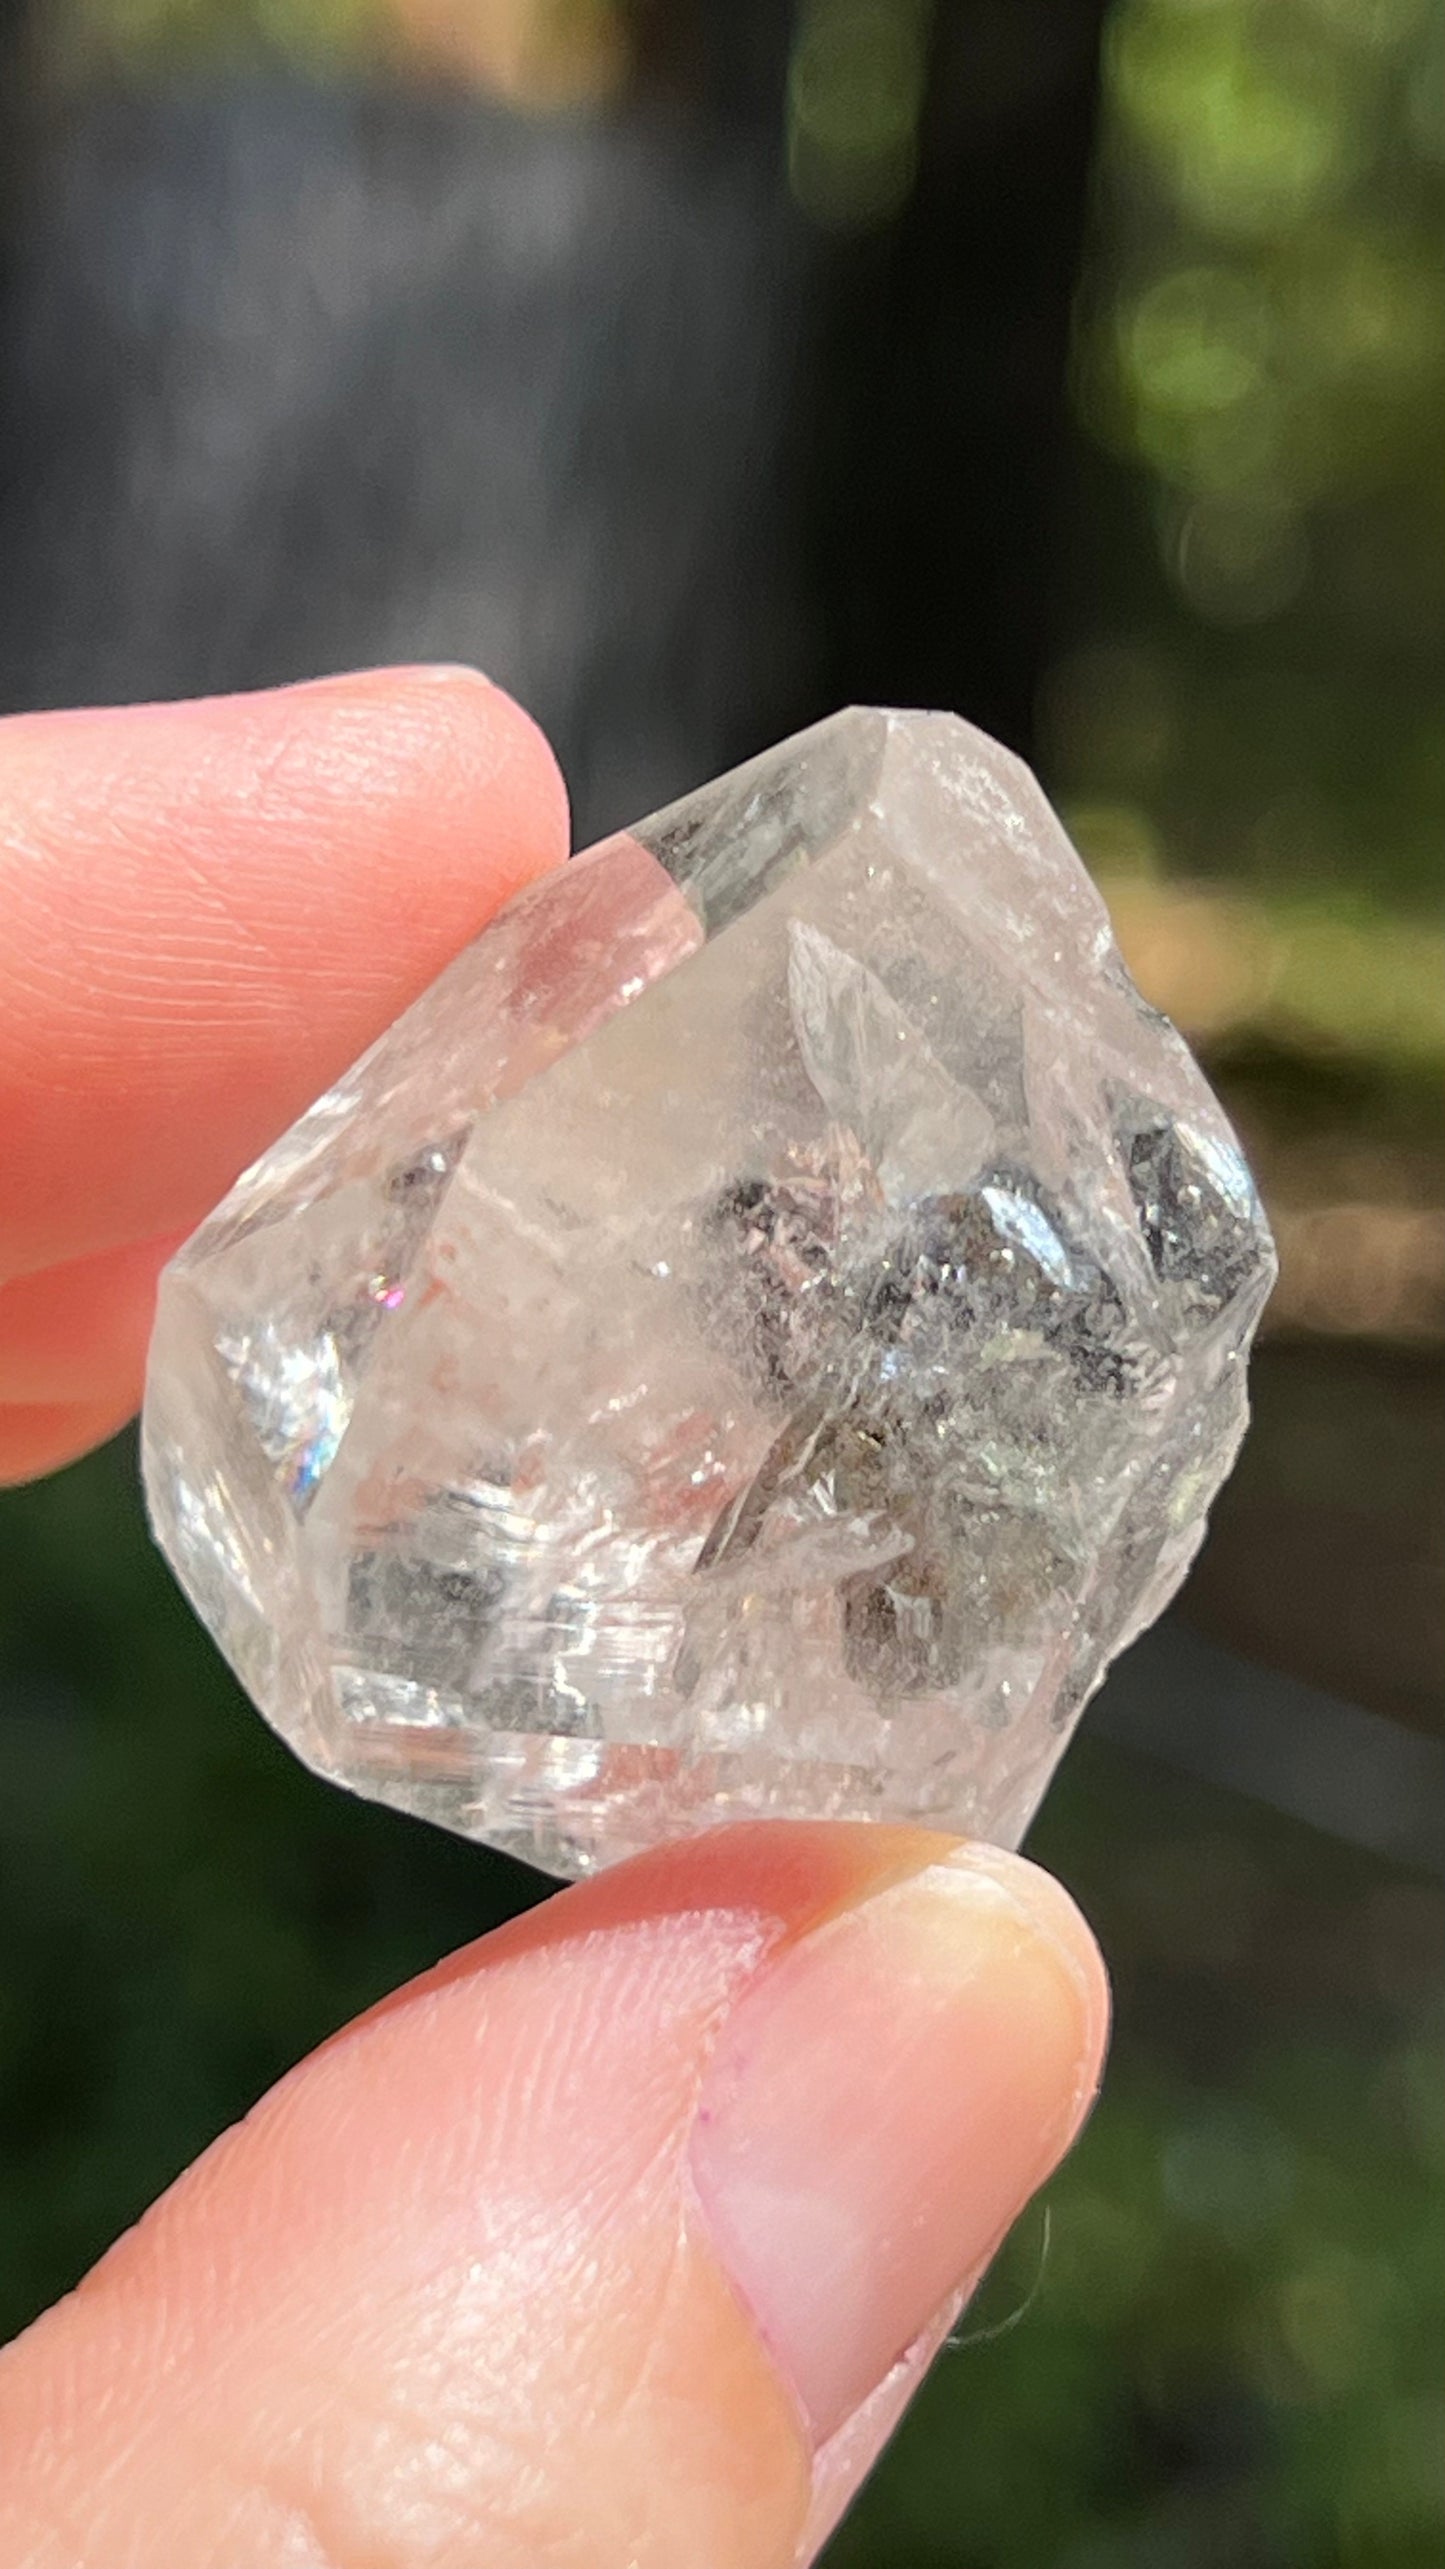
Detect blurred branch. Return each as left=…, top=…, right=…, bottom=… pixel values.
left=1097, top=1617, right=1445, bottom=1882
left=811, top=0, right=1112, bottom=755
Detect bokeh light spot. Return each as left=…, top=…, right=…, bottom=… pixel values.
left=1109, top=2, right=1363, bottom=238
left=1166, top=494, right=1309, bottom=623
left=787, top=0, right=934, bottom=230
left=1163, top=2100, right=1297, bottom=2239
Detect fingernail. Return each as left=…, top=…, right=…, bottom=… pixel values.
left=689, top=1841, right=1106, bottom=2447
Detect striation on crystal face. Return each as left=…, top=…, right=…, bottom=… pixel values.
left=142, top=710, right=1275, bottom=1877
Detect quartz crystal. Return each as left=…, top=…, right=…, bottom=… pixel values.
left=143, top=710, right=1275, bottom=1876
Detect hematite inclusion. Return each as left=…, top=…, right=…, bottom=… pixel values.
left=142, top=710, right=1275, bottom=1877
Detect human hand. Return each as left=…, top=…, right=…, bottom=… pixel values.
left=0, top=672, right=1108, bottom=2567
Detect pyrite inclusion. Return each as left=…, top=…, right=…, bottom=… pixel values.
left=142, top=710, right=1275, bottom=1876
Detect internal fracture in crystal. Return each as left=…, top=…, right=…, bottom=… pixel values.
left=142, top=710, right=1275, bottom=1877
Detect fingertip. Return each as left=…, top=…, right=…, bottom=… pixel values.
left=337, top=1820, right=963, bottom=2044
left=310, top=663, right=571, bottom=897
left=0, top=1397, right=137, bottom=1486
left=0, top=667, right=571, bottom=1280
left=0, top=1234, right=178, bottom=1406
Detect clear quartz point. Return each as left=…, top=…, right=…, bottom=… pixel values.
left=142, top=710, right=1275, bottom=1876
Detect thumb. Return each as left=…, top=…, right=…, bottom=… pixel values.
left=0, top=1822, right=1107, bottom=2569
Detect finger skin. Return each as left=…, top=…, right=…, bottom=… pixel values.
left=0, top=1236, right=180, bottom=1479
left=0, top=1823, right=1107, bottom=2569
left=0, top=1397, right=143, bottom=1484
left=0, top=669, right=568, bottom=1475
left=0, top=1238, right=182, bottom=1404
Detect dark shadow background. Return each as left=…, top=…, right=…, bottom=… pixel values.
left=1, top=5, right=1443, bottom=2563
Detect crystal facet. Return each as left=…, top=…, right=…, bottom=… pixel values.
left=142, top=710, right=1275, bottom=1876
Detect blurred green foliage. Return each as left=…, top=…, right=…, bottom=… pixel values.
left=1055, top=0, right=1445, bottom=954
left=786, top=0, right=935, bottom=228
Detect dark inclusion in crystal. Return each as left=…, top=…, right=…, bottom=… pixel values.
left=704, top=1168, right=845, bottom=1393
left=698, top=1131, right=1260, bottom=1698
left=1118, top=1108, right=1265, bottom=1320
left=855, top=1177, right=1144, bottom=1396
left=347, top=1547, right=503, bottom=1696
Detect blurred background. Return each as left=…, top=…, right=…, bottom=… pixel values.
left=1, top=2, right=1443, bottom=2561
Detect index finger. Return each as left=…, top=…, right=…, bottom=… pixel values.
left=0, top=668, right=569, bottom=1284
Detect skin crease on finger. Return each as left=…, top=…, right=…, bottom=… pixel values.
left=0, top=1824, right=1107, bottom=2569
